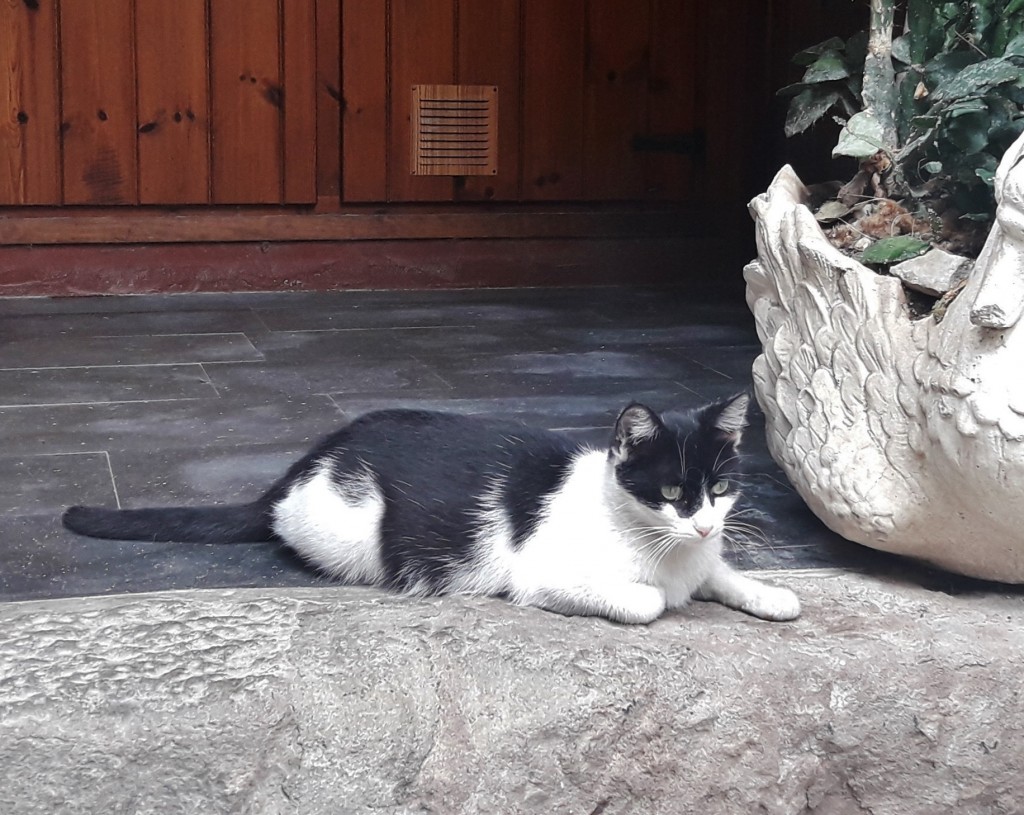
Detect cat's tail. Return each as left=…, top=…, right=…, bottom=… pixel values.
left=61, top=502, right=278, bottom=543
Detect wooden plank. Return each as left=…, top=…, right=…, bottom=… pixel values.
left=283, top=0, right=317, bottom=202
left=59, top=0, right=137, bottom=205
left=583, top=0, right=651, bottom=199
left=644, top=0, right=698, bottom=200
left=340, top=0, right=388, bottom=202
left=388, top=0, right=456, bottom=201
left=0, top=0, right=61, bottom=205
left=0, top=204, right=698, bottom=244
left=209, top=0, right=283, bottom=203
left=455, top=0, right=522, bottom=201
left=315, top=0, right=342, bottom=208
left=135, top=0, right=210, bottom=204
left=0, top=236, right=705, bottom=296
left=520, top=0, right=585, bottom=200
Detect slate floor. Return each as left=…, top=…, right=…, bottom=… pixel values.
left=0, top=285, right=985, bottom=603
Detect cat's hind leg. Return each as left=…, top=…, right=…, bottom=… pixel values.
left=519, top=581, right=667, bottom=625
left=695, top=561, right=800, bottom=621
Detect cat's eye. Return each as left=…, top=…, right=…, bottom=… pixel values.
left=710, top=479, right=730, bottom=496
left=661, top=485, right=683, bottom=501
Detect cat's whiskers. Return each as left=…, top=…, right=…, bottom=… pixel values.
left=726, top=507, right=768, bottom=521
left=622, top=523, right=683, bottom=553
left=724, top=518, right=770, bottom=538
left=636, top=534, right=681, bottom=574
left=676, top=433, right=689, bottom=479
left=629, top=528, right=682, bottom=553
left=712, top=449, right=741, bottom=471
left=723, top=520, right=776, bottom=553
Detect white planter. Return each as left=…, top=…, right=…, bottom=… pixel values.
left=745, top=130, right=1024, bottom=583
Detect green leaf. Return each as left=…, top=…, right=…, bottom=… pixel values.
left=976, top=167, right=995, bottom=184
left=922, top=161, right=943, bottom=173
left=990, top=114, right=1024, bottom=141
left=1003, top=32, right=1024, bottom=56
left=944, top=109, right=990, bottom=153
left=908, top=0, right=939, bottom=63
left=776, top=81, right=815, bottom=98
left=930, top=57, right=1022, bottom=104
left=844, top=31, right=869, bottom=67
left=892, top=35, right=912, bottom=65
left=946, top=98, right=989, bottom=118
left=923, top=51, right=982, bottom=90
left=833, top=111, right=885, bottom=158
left=861, top=237, right=931, bottom=265
left=1007, top=0, right=1024, bottom=15
left=896, top=123, right=937, bottom=164
left=792, top=37, right=847, bottom=66
left=785, top=88, right=843, bottom=136
left=803, top=51, right=850, bottom=83
left=972, top=2, right=996, bottom=50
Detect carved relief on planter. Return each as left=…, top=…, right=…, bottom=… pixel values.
left=744, top=130, right=1024, bottom=583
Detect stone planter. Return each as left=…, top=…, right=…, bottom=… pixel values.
left=744, top=130, right=1024, bottom=583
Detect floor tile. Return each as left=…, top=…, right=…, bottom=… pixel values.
left=0, top=364, right=219, bottom=407
left=0, top=453, right=115, bottom=514
left=0, top=333, right=262, bottom=369
left=0, top=309, right=269, bottom=340
left=203, top=357, right=452, bottom=399
left=0, top=394, right=343, bottom=457
left=107, top=444, right=306, bottom=507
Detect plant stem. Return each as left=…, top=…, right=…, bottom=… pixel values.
left=862, top=0, right=907, bottom=196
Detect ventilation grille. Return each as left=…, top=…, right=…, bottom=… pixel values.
left=411, top=84, right=498, bottom=176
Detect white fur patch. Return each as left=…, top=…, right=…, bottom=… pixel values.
left=446, top=480, right=516, bottom=596
left=510, top=451, right=637, bottom=596
left=271, top=463, right=386, bottom=583
left=501, top=451, right=747, bottom=621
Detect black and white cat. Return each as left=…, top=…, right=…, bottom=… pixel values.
left=62, top=394, right=799, bottom=625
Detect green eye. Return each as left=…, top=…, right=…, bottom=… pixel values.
left=661, top=485, right=683, bottom=501
left=710, top=479, right=729, bottom=496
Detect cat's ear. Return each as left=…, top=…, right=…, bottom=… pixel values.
left=702, top=393, right=750, bottom=445
left=611, top=403, right=662, bottom=462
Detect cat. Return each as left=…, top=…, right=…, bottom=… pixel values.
left=62, top=394, right=800, bottom=625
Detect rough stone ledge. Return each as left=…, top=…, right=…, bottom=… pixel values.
left=1, top=572, right=1021, bottom=815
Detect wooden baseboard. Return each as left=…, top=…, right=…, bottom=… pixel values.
left=0, top=204, right=699, bottom=245
left=0, top=236, right=739, bottom=297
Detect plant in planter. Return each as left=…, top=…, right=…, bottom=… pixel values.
left=744, top=0, right=1024, bottom=582
left=780, top=0, right=1024, bottom=284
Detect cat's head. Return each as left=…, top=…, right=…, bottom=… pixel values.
left=608, top=393, right=749, bottom=545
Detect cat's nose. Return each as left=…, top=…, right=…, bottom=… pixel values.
left=695, top=525, right=713, bottom=538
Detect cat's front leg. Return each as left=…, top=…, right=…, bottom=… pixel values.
left=695, top=562, right=800, bottom=621
left=522, top=582, right=666, bottom=625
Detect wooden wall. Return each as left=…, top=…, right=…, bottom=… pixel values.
left=1, top=0, right=703, bottom=208
left=1, top=0, right=316, bottom=206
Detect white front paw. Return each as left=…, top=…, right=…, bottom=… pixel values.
left=613, top=583, right=667, bottom=625
left=745, top=586, right=801, bottom=621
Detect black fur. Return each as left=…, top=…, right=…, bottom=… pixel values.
left=61, top=503, right=279, bottom=543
